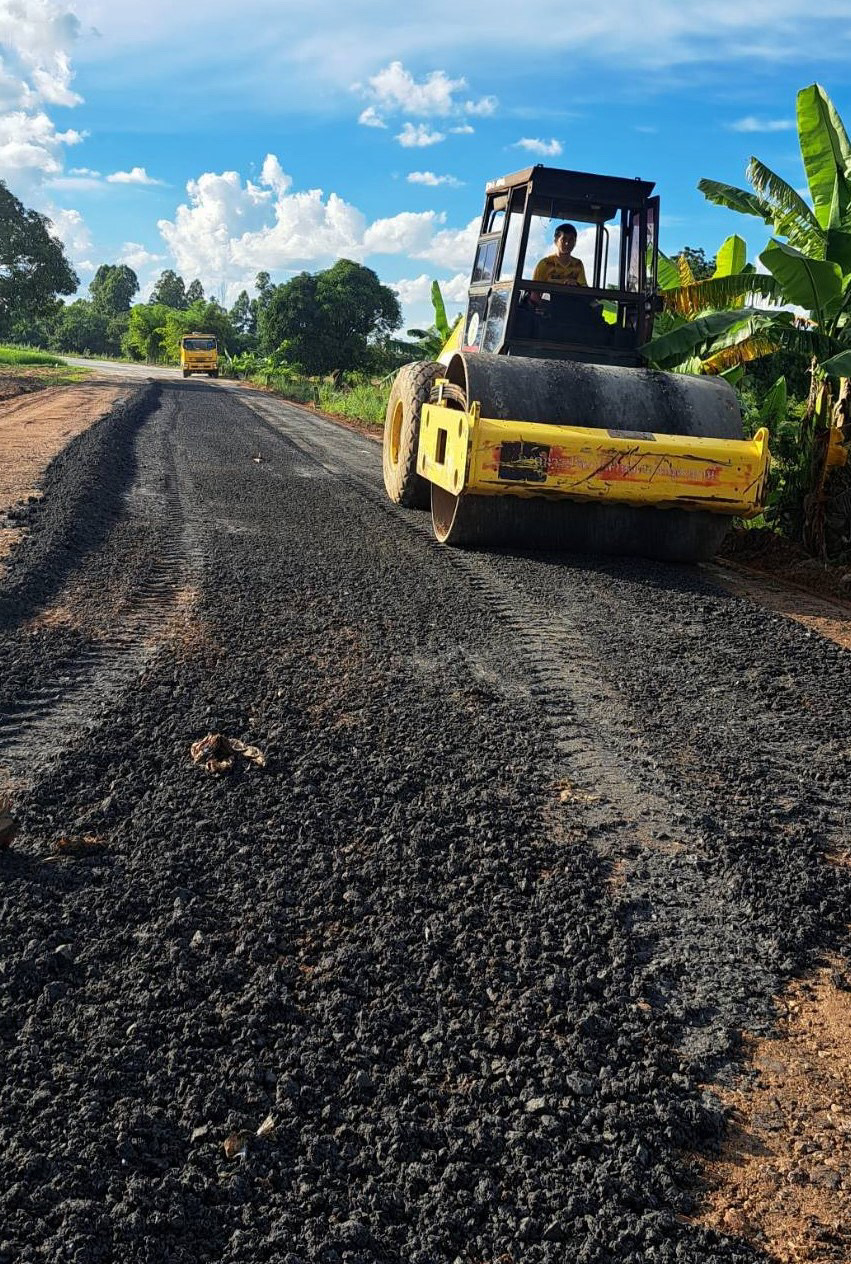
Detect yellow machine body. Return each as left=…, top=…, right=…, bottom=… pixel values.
left=418, top=390, right=770, bottom=517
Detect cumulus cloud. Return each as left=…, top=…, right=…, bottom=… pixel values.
left=729, top=116, right=795, bottom=133
left=47, top=204, right=91, bottom=256
left=514, top=137, right=563, bottom=156
left=407, top=170, right=463, bottom=188
left=396, top=122, right=445, bottom=148
left=363, top=209, right=445, bottom=256
left=361, top=61, right=465, bottom=118
left=106, top=166, right=165, bottom=185
left=0, top=109, right=83, bottom=185
left=450, top=124, right=475, bottom=135
left=0, top=0, right=84, bottom=190
left=156, top=154, right=479, bottom=314
left=390, top=270, right=468, bottom=334
left=118, top=241, right=165, bottom=270
left=358, top=106, right=387, bottom=128
left=355, top=59, right=497, bottom=134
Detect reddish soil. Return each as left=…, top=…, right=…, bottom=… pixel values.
left=0, top=382, right=128, bottom=564
left=697, top=967, right=851, bottom=1262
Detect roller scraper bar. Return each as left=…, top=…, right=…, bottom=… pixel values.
left=419, top=401, right=769, bottom=517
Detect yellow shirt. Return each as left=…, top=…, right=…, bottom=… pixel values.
left=533, top=254, right=587, bottom=286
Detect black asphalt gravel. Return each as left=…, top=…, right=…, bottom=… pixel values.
left=1, top=380, right=849, bottom=1263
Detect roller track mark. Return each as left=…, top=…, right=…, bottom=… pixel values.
left=241, top=395, right=692, bottom=840
left=0, top=404, right=204, bottom=788
left=240, top=395, right=818, bottom=1060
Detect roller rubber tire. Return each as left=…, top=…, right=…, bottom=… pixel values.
left=383, top=361, right=443, bottom=509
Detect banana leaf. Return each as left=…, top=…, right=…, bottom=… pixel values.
left=698, top=312, right=789, bottom=372
left=746, top=158, right=823, bottom=253
left=657, top=251, right=680, bottom=291
left=640, top=307, right=769, bottom=367
left=430, top=280, right=451, bottom=341
left=677, top=255, right=696, bottom=288
left=713, top=235, right=747, bottom=278
left=702, top=336, right=781, bottom=374
left=663, top=273, right=781, bottom=317
left=697, top=179, right=776, bottom=224
left=757, top=376, right=788, bottom=428
left=797, top=83, right=851, bottom=231
left=759, top=239, right=844, bottom=322
left=820, top=349, right=851, bottom=377
left=825, top=228, right=851, bottom=276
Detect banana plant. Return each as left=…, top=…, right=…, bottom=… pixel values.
left=407, top=280, right=462, bottom=359
left=644, top=84, right=851, bottom=380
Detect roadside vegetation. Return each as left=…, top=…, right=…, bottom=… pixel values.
left=644, top=82, right=851, bottom=559
left=0, top=346, right=67, bottom=367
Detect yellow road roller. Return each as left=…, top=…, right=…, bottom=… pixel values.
left=383, top=164, right=769, bottom=560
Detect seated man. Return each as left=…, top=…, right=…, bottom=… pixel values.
left=532, top=222, right=587, bottom=293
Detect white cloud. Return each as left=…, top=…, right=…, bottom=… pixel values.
left=514, top=137, right=563, bottom=156
left=358, top=106, right=386, bottom=128
left=450, top=124, right=475, bottom=135
left=390, top=270, right=468, bottom=334
left=0, top=110, right=83, bottom=186
left=155, top=155, right=481, bottom=308
left=362, top=60, right=465, bottom=118
left=260, top=153, right=291, bottom=196
left=363, top=209, right=445, bottom=255
left=464, top=95, right=497, bottom=117
left=0, top=1, right=84, bottom=192
left=417, top=217, right=480, bottom=270
left=47, top=204, right=91, bottom=258
left=106, top=166, right=165, bottom=185
left=407, top=170, right=463, bottom=188
left=729, top=116, right=795, bottom=133
left=69, top=165, right=100, bottom=176
left=118, top=241, right=165, bottom=270
left=397, top=122, right=445, bottom=148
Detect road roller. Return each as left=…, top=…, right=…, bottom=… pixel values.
left=383, top=164, right=769, bottom=560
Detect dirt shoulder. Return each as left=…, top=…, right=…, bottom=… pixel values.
left=0, top=379, right=130, bottom=566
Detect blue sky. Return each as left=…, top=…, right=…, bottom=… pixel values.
left=4, top=0, right=851, bottom=329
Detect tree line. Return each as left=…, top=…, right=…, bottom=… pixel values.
left=0, top=179, right=406, bottom=373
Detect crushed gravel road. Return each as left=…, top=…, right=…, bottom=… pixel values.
left=0, top=381, right=849, bottom=1263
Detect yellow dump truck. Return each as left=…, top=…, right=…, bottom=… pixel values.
left=179, top=332, right=218, bottom=378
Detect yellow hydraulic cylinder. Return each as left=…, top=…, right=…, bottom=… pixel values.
left=418, top=400, right=770, bottom=517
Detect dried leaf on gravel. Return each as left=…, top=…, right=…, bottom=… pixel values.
left=556, top=780, right=600, bottom=805
left=54, top=834, right=107, bottom=856
left=190, top=733, right=266, bottom=774
left=256, top=1114, right=277, bottom=1139
left=223, top=1130, right=250, bottom=1159
left=0, top=794, right=17, bottom=849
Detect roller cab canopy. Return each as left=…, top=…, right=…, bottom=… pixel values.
left=463, top=163, right=661, bottom=368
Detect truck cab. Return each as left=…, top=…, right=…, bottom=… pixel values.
left=180, top=333, right=218, bottom=378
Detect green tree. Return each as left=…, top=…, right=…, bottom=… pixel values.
left=89, top=263, right=139, bottom=314
left=229, top=289, right=254, bottom=335
left=261, top=259, right=401, bottom=373
left=0, top=181, right=78, bottom=341
left=186, top=278, right=204, bottom=304
left=123, top=303, right=173, bottom=361
left=150, top=269, right=187, bottom=309
left=50, top=300, right=110, bottom=355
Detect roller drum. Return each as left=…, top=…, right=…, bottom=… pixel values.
left=433, top=352, right=743, bottom=561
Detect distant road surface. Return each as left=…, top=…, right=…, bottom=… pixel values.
left=64, top=356, right=188, bottom=381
